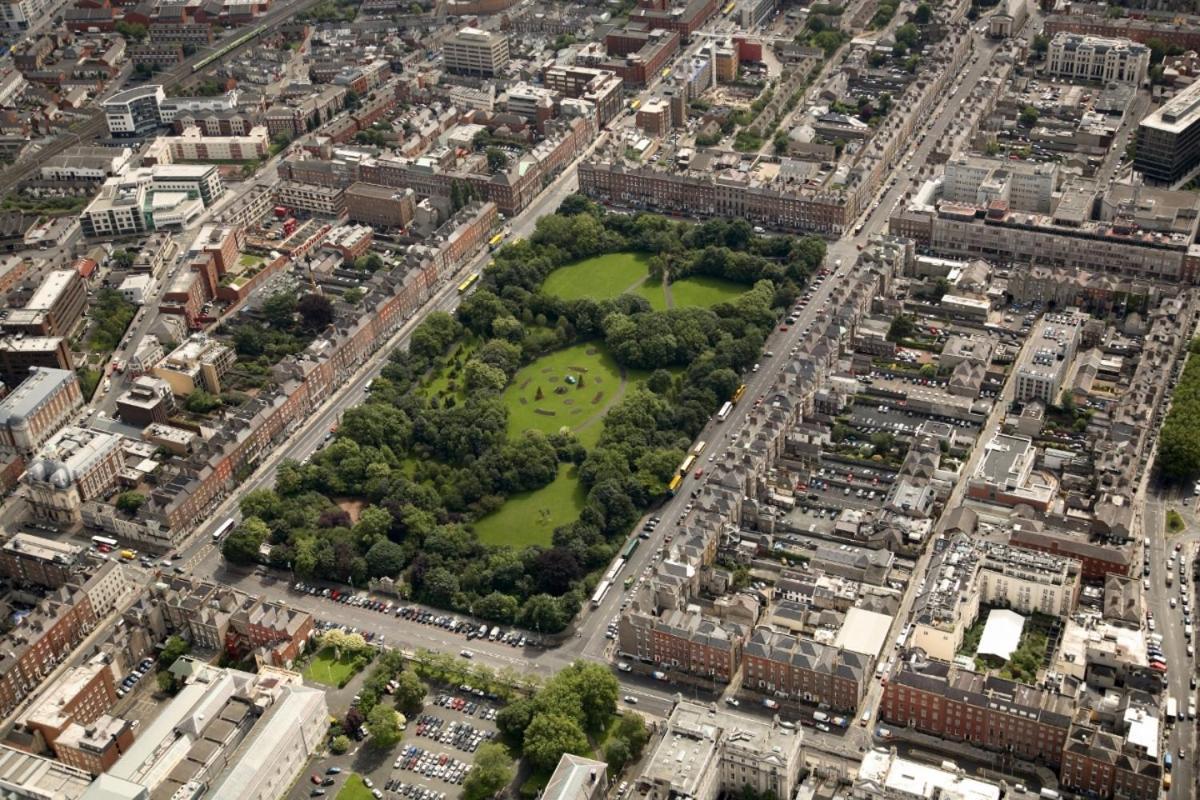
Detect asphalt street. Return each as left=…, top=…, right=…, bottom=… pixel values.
left=1142, top=489, right=1197, bottom=799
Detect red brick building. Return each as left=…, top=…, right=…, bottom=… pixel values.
left=880, top=659, right=1072, bottom=767
left=22, top=662, right=117, bottom=749
left=53, top=715, right=135, bottom=774
left=226, top=598, right=314, bottom=667
left=1060, top=722, right=1161, bottom=800
left=629, top=0, right=718, bottom=38
left=741, top=628, right=867, bottom=714
left=0, top=586, right=100, bottom=719
left=1009, top=522, right=1131, bottom=582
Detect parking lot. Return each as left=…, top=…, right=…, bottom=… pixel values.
left=296, top=581, right=541, bottom=651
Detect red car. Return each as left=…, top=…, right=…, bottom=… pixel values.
left=780, top=325, right=789, bottom=331
left=311, top=774, right=322, bottom=785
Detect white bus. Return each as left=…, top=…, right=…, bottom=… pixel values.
left=91, top=535, right=118, bottom=549
left=1166, top=697, right=1178, bottom=723
left=212, top=517, right=236, bottom=542
left=717, top=401, right=733, bottom=421
left=590, top=579, right=612, bottom=608
left=691, top=440, right=707, bottom=456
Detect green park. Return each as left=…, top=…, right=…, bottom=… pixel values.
left=221, top=204, right=827, bottom=633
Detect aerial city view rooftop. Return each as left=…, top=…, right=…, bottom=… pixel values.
left=0, top=0, right=1196, bottom=799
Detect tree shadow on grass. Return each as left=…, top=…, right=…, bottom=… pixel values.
left=350, top=740, right=394, bottom=776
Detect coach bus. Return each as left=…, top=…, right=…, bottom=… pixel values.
left=717, top=401, right=733, bottom=421
left=591, top=580, right=612, bottom=608
left=211, top=517, right=236, bottom=543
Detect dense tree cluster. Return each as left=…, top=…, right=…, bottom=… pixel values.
left=1157, top=341, right=1200, bottom=482
left=87, top=289, right=136, bottom=352
left=496, top=661, right=620, bottom=771
left=230, top=198, right=823, bottom=630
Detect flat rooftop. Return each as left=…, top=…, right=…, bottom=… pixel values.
left=976, top=434, right=1033, bottom=485
left=1141, top=79, right=1200, bottom=135
left=0, top=367, right=76, bottom=424
left=2, top=531, right=83, bottom=564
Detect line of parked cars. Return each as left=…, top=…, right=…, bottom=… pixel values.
left=393, top=744, right=473, bottom=784
left=117, top=658, right=155, bottom=698
left=414, top=714, right=494, bottom=753
left=386, top=781, right=447, bottom=800
left=433, top=693, right=497, bottom=720
left=293, top=582, right=540, bottom=648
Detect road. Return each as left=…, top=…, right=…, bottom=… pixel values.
left=1142, top=488, right=1196, bottom=798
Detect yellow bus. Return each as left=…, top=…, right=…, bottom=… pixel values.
left=722, top=1, right=735, bottom=14
left=487, top=233, right=504, bottom=250
left=691, top=440, right=707, bottom=456
left=661, top=67, right=671, bottom=78
left=732, top=384, right=746, bottom=403
left=680, top=454, right=697, bottom=474
left=457, top=273, right=480, bottom=294
left=668, top=474, right=683, bottom=494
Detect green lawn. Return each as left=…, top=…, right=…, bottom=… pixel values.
left=422, top=339, right=478, bottom=401
left=633, top=277, right=667, bottom=310
left=542, top=252, right=653, bottom=302
left=502, top=341, right=624, bottom=448
left=335, top=774, right=374, bottom=800
left=543, top=252, right=746, bottom=311
left=473, top=464, right=587, bottom=548
left=302, top=647, right=364, bottom=687
left=668, top=275, right=745, bottom=307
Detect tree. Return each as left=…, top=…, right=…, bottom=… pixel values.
left=329, top=735, right=351, bottom=754
left=366, top=704, right=404, bottom=748
left=605, top=738, right=631, bottom=769
left=1019, top=106, right=1040, bottom=127
left=887, top=314, right=915, bottom=341
left=354, top=253, right=385, bottom=272
left=615, top=713, right=649, bottom=760
left=184, top=389, right=222, bottom=414
left=393, top=669, right=427, bottom=714
left=463, top=359, right=508, bottom=395
left=222, top=517, right=269, bottom=565
left=262, top=290, right=297, bottom=329
left=157, top=671, right=177, bottom=694
left=895, top=23, right=920, bottom=49
left=297, top=293, right=334, bottom=331
left=556, top=661, right=618, bottom=734
left=519, top=594, right=568, bottom=633
left=914, top=2, right=931, bottom=24
left=159, top=635, right=190, bottom=669
left=486, top=147, right=509, bottom=172
left=116, top=491, right=146, bottom=513
left=111, top=249, right=135, bottom=269
left=522, top=713, right=590, bottom=772
left=1146, top=37, right=1167, bottom=65
left=115, top=21, right=147, bottom=42
left=1031, top=33, right=1049, bottom=56
left=462, top=742, right=514, bottom=800
left=343, top=287, right=365, bottom=305
left=365, top=539, right=406, bottom=578
left=811, top=30, right=845, bottom=57
left=496, top=697, right=537, bottom=746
